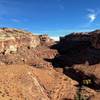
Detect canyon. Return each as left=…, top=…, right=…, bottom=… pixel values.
left=0, top=28, right=99, bottom=100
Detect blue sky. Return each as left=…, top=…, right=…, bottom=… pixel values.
left=0, top=0, right=100, bottom=39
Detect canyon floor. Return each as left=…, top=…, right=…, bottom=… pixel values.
left=0, top=28, right=100, bottom=100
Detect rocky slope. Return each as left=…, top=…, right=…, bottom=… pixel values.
left=0, top=28, right=55, bottom=65
left=0, top=28, right=100, bottom=100
left=0, top=28, right=54, bottom=54
left=0, top=28, right=79, bottom=100
left=52, top=30, right=100, bottom=99
left=0, top=64, right=79, bottom=100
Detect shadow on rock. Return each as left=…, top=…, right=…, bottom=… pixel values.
left=45, top=31, right=100, bottom=91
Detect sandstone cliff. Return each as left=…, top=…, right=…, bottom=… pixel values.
left=0, top=28, right=99, bottom=100
left=0, top=28, right=55, bottom=65
left=51, top=30, right=100, bottom=99
left=0, top=28, right=54, bottom=54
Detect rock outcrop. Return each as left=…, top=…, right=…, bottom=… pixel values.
left=52, top=30, right=100, bottom=67
left=51, top=30, right=100, bottom=99
left=0, top=28, right=39, bottom=54
left=0, top=28, right=54, bottom=54
left=60, top=30, right=100, bottom=49
left=0, top=28, right=100, bottom=100
left=0, top=28, right=55, bottom=65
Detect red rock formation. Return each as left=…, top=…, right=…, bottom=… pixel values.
left=0, top=28, right=54, bottom=55
left=51, top=30, right=100, bottom=99
left=0, top=28, right=56, bottom=65
left=0, top=28, right=99, bottom=99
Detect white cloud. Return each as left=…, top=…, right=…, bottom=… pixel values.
left=11, top=19, right=21, bottom=23
left=50, top=36, right=59, bottom=41
left=57, top=0, right=62, bottom=2
left=87, top=9, right=95, bottom=13
left=87, top=9, right=100, bottom=23
left=59, top=4, right=64, bottom=10
left=88, top=13, right=96, bottom=22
